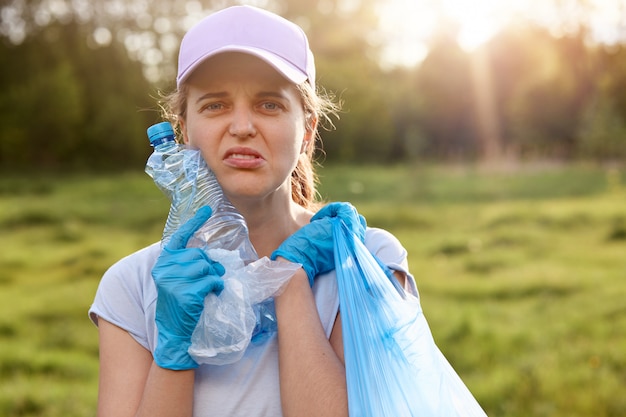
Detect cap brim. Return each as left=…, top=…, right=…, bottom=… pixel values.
left=176, top=46, right=308, bottom=87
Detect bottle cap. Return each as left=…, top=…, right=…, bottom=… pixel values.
left=147, top=122, right=175, bottom=145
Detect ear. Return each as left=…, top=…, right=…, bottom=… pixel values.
left=301, top=115, right=318, bottom=153
left=179, top=117, right=190, bottom=145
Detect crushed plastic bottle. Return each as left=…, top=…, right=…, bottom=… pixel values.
left=145, top=122, right=299, bottom=364
left=145, top=121, right=256, bottom=261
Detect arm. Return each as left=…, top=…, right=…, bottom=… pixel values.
left=96, top=319, right=194, bottom=417
left=274, top=268, right=348, bottom=417
left=270, top=202, right=368, bottom=416
left=96, top=206, right=224, bottom=416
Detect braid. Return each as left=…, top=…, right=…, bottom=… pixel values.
left=291, top=150, right=318, bottom=209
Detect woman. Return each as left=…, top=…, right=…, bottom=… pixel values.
left=89, top=5, right=416, bottom=417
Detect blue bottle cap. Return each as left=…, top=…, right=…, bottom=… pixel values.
left=147, top=122, right=175, bottom=145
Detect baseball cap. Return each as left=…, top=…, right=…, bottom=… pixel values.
left=176, top=5, right=316, bottom=89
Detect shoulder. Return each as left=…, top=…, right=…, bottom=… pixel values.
left=103, top=242, right=161, bottom=281
left=364, top=227, right=418, bottom=296
left=97, top=241, right=162, bottom=307
left=89, top=242, right=160, bottom=327
left=364, top=227, right=408, bottom=265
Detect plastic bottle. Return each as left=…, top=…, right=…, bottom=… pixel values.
left=145, top=121, right=256, bottom=260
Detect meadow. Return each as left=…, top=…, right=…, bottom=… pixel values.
left=0, top=163, right=624, bottom=417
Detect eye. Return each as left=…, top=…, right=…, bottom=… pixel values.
left=261, top=102, right=279, bottom=111
left=260, top=100, right=288, bottom=114
left=202, top=102, right=224, bottom=112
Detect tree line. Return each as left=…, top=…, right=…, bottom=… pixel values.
left=1, top=0, right=625, bottom=173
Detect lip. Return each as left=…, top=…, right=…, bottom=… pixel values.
left=223, top=146, right=265, bottom=169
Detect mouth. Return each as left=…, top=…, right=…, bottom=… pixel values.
left=228, top=153, right=258, bottom=160
left=223, top=147, right=264, bottom=168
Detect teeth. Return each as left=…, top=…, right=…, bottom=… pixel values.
left=230, top=153, right=256, bottom=159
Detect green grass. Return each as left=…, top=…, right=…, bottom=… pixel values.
left=1, top=163, right=625, bottom=416
left=0, top=173, right=168, bottom=417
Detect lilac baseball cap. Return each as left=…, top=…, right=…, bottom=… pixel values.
left=176, top=5, right=316, bottom=89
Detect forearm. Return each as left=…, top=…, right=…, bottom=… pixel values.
left=133, top=364, right=195, bottom=417
left=274, top=269, right=348, bottom=417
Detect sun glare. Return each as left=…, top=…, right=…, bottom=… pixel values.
left=378, top=0, right=435, bottom=69
left=379, top=0, right=626, bottom=67
left=441, top=0, right=515, bottom=51
left=378, top=0, right=516, bottom=67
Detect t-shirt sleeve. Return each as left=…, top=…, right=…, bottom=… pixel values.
left=365, top=227, right=419, bottom=297
left=88, top=243, right=160, bottom=352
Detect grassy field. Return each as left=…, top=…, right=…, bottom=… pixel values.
left=1, top=163, right=624, bottom=416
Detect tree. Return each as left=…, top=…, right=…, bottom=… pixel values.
left=272, top=0, right=396, bottom=162
left=412, top=31, right=478, bottom=160
left=487, top=26, right=596, bottom=159
left=577, top=43, right=626, bottom=162
left=0, top=20, right=154, bottom=171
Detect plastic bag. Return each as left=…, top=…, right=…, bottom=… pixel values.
left=332, top=219, right=488, bottom=417
left=188, top=250, right=300, bottom=365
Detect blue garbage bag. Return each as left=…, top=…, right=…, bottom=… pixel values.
left=332, top=219, right=488, bottom=417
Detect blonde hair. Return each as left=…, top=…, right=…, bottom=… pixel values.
left=159, top=80, right=340, bottom=210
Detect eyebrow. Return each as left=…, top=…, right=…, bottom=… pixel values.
left=195, top=92, right=228, bottom=104
left=256, top=91, right=288, bottom=100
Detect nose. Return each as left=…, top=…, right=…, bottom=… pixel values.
left=228, top=107, right=257, bottom=138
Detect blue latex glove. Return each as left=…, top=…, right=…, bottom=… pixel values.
left=152, top=206, right=225, bottom=370
left=271, top=202, right=366, bottom=285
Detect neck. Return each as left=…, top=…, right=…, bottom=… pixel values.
left=230, top=194, right=312, bottom=259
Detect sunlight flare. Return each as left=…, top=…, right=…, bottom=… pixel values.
left=378, top=0, right=626, bottom=66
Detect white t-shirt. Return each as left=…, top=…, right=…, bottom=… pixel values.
left=89, top=227, right=416, bottom=417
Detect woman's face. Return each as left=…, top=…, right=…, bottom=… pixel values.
left=180, top=52, right=313, bottom=205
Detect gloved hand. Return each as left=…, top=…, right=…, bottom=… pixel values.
left=152, top=206, right=225, bottom=370
left=271, top=202, right=366, bottom=285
